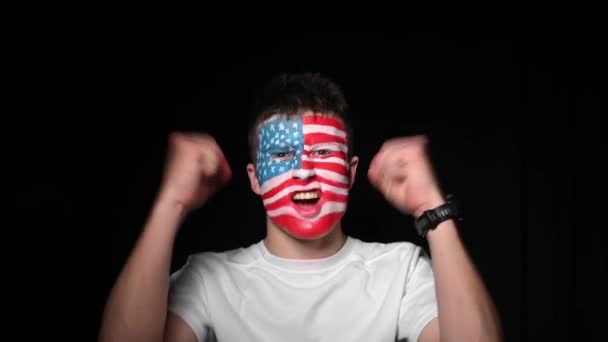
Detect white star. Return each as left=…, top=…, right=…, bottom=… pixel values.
left=271, top=166, right=275, bottom=172
left=279, top=166, right=284, bottom=172
left=280, top=134, right=285, bottom=139
left=271, top=124, right=275, bottom=130
left=292, top=123, right=297, bottom=128
left=293, top=132, right=299, bottom=137
left=285, top=138, right=291, bottom=143
left=278, top=122, right=284, bottom=130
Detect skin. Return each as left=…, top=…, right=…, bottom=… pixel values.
left=98, top=113, right=502, bottom=342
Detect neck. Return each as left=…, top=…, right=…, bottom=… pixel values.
left=263, top=218, right=347, bottom=259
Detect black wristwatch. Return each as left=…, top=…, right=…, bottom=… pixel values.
left=414, top=194, right=461, bottom=238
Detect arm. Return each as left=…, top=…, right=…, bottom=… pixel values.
left=98, top=194, right=186, bottom=342
left=368, top=135, right=502, bottom=342
left=164, top=312, right=199, bottom=342
left=418, top=217, right=502, bottom=342
left=98, top=132, right=231, bottom=342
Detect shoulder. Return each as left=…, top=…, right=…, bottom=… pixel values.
left=348, top=237, right=429, bottom=266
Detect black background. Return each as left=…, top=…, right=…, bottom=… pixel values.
left=5, top=11, right=604, bottom=341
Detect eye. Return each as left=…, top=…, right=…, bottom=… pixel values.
left=310, top=149, right=332, bottom=157
left=270, top=151, right=294, bottom=161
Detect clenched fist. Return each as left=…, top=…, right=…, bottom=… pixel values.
left=158, top=132, right=232, bottom=212
left=368, top=135, right=446, bottom=218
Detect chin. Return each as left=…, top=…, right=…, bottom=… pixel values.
left=271, top=214, right=344, bottom=241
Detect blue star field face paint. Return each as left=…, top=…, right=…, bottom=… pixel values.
left=255, top=113, right=351, bottom=239
left=256, top=117, right=303, bottom=184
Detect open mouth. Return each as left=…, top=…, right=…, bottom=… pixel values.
left=291, top=190, right=322, bottom=208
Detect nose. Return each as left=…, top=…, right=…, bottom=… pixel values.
left=292, top=153, right=316, bottom=179
left=293, top=168, right=315, bottom=179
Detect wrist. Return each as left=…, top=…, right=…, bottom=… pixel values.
left=138, top=191, right=189, bottom=240
left=154, top=190, right=189, bottom=219
left=414, top=194, right=461, bottom=238
left=425, top=218, right=458, bottom=239
left=413, top=193, right=447, bottom=218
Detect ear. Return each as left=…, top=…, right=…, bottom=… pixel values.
left=348, top=156, right=359, bottom=189
left=246, top=163, right=262, bottom=195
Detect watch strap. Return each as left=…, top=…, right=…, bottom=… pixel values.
left=414, top=195, right=460, bottom=238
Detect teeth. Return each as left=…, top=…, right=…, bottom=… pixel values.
left=293, top=191, right=320, bottom=200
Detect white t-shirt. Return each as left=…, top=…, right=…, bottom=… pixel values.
left=168, top=236, right=437, bottom=342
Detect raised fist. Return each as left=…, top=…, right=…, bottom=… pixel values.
left=159, top=132, right=232, bottom=212
left=367, top=135, right=445, bottom=218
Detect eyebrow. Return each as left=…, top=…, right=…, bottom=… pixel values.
left=265, top=146, right=296, bottom=153
left=308, top=142, right=341, bottom=149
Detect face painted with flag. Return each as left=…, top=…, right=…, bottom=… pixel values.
left=255, top=113, right=350, bottom=239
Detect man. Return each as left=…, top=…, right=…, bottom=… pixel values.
left=98, top=73, right=502, bottom=341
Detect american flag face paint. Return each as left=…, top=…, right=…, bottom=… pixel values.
left=256, top=113, right=350, bottom=239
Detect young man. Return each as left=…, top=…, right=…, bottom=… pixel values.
left=98, top=73, right=502, bottom=341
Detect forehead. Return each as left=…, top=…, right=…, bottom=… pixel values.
left=259, top=114, right=300, bottom=129
left=257, top=116, right=302, bottom=151
left=255, top=112, right=347, bottom=158
left=257, top=112, right=345, bottom=136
